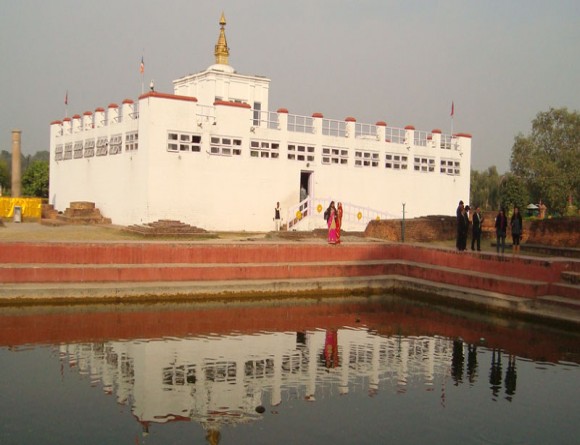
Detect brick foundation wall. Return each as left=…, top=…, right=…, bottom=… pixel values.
left=364, top=216, right=456, bottom=242
left=365, top=213, right=579, bottom=248
left=526, top=217, right=580, bottom=248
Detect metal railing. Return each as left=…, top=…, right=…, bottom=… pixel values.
left=286, top=197, right=397, bottom=231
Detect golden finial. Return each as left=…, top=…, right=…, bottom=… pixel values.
left=214, top=12, right=229, bottom=65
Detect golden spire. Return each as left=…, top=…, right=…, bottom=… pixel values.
left=214, top=12, right=229, bottom=65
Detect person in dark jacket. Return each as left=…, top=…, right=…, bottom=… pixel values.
left=471, top=206, right=483, bottom=251
left=456, top=200, right=464, bottom=250
left=495, top=208, right=508, bottom=254
left=510, top=206, right=523, bottom=255
left=457, top=205, right=468, bottom=251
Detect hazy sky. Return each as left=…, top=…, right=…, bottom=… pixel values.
left=1, top=0, right=579, bottom=172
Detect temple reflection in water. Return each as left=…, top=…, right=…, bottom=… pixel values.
left=58, top=327, right=517, bottom=439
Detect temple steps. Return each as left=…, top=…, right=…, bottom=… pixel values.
left=0, top=241, right=578, bottom=325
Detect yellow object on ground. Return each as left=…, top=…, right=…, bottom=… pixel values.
left=0, top=197, right=42, bottom=219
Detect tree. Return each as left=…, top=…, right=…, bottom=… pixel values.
left=0, top=159, right=9, bottom=194
left=470, top=166, right=501, bottom=211
left=499, top=173, right=528, bottom=215
left=22, top=160, right=49, bottom=198
left=511, top=107, right=580, bottom=214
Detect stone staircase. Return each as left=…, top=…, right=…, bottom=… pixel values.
left=0, top=242, right=578, bottom=325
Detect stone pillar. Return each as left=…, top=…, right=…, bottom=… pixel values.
left=11, top=129, right=22, bottom=197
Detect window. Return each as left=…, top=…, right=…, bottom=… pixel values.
left=209, top=136, right=242, bottom=156
left=84, top=139, right=95, bottom=158
left=125, top=132, right=138, bottom=151
left=109, top=134, right=122, bottom=155
left=250, top=140, right=280, bottom=159
left=96, top=137, right=108, bottom=156
left=73, top=141, right=84, bottom=159
left=55, top=144, right=63, bottom=161
left=288, top=144, right=315, bottom=162
left=441, top=159, right=461, bottom=175
left=167, top=131, right=201, bottom=153
left=253, top=102, right=261, bottom=126
left=354, top=150, right=379, bottom=168
left=385, top=153, right=408, bottom=170
left=321, top=146, right=347, bottom=165
left=414, top=156, right=435, bottom=172
left=64, top=143, right=73, bottom=160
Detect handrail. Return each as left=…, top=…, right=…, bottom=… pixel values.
left=286, top=197, right=397, bottom=231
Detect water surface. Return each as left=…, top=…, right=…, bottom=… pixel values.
left=1, top=296, right=579, bottom=445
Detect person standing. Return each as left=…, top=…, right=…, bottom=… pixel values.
left=457, top=205, right=468, bottom=251
left=326, top=201, right=338, bottom=244
left=471, top=206, right=483, bottom=251
left=456, top=200, right=464, bottom=250
left=495, top=208, right=508, bottom=254
left=510, top=206, right=523, bottom=255
left=274, top=202, right=281, bottom=231
left=335, top=202, right=344, bottom=244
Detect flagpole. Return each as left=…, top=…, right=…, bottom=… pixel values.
left=450, top=101, right=454, bottom=137
left=140, top=56, right=145, bottom=94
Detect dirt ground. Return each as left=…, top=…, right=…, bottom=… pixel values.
left=0, top=220, right=505, bottom=254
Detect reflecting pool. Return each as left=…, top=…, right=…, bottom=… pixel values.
left=1, top=296, right=579, bottom=445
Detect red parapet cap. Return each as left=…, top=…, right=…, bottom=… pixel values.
left=72, top=114, right=81, bottom=119
left=345, top=116, right=356, bottom=122
left=456, top=132, right=472, bottom=139
left=83, top=111, right=93, bottom=116
left=50, top=120, right=62, bottom=125
left=213, top=100, right=251, bottom=109
left=375, top=121, right=387, bottom=127
left=404, top=125, right=415, bottom=130
left=431, top=129, right=442, bottom=134
left=62, top=117, right=72, bottom=122
left=277, top=107, right=289, bottom=114
left=95, top=107, right=105, bottom=113
left=312, top=112, right=324, bottom=118
left=138, top=91, right=198, bottom=102
left=108, top=103, right=119, bottom=109
left=427, top=135, right=433, bottom=140
left=122, top=99, right=134, bottom=104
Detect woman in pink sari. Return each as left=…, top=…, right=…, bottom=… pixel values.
left=326, top=201, right=338, bottom=244
left=336, top=202, right=343, bottom=244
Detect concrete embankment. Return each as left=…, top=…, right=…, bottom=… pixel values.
left=0, top=236, right=579, bottom=327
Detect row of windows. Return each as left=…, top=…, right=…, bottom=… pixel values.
left=54, top=132, right=139, bottom=161
left=56, top=133, right=459, bottom=175
left=164, top=135, right=461, bottom=171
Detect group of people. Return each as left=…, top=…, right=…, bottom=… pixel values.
left=493, top=206, right=523, bottom=254
left=324, top=201, right=343, bottom=244
left=456, top=200, right=484, bottom=251
left=456, top=200, right=523, bottom=254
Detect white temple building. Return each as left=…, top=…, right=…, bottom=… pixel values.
left=49, top=13, right=471, bottom=232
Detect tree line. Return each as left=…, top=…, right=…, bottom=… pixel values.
left=470, top=107, right=579, bottom=217
left=1, top=108, right=578, bottom=216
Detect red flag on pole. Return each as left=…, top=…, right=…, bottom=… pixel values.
left=65, top=90, right=68, bottom=105
left=450, top=101, right=454, bottom=117
left=140, top=57, right=144, bottom=74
